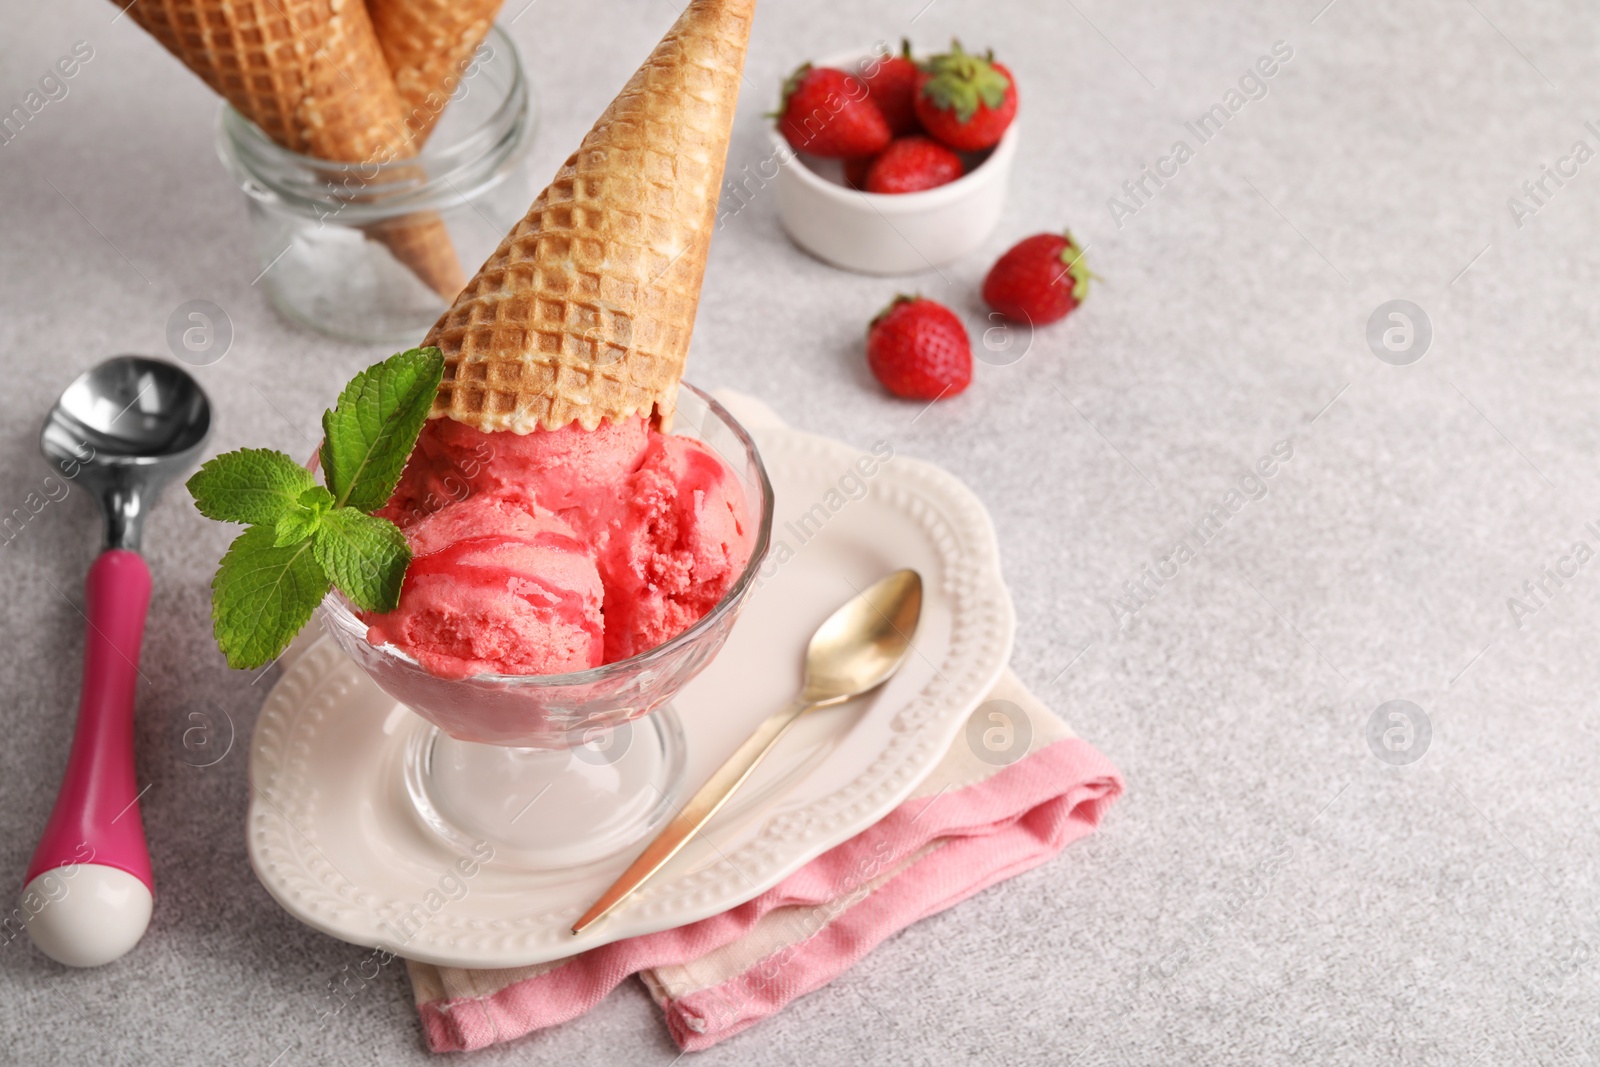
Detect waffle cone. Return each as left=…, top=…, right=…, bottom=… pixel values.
left=424, top=0, right=756, bottom=433
left=121, top=0, right=464, bottom=298
left=368, top=0, right=505, bottom=143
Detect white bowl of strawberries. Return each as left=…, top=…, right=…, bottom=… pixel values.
left=772, top=40, right=1020, bottom=276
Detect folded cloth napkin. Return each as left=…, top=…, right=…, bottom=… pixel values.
left=406, top=667, right=1123, bottom=1052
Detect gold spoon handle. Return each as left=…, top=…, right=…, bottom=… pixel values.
left=571, top=697, right=818, bottom=934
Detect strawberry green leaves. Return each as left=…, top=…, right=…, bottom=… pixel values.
left=1058, top=232, right=1096, bottom=303
left=186, top=348, right=444, bottom=669
left=919, top=41, right=1009, bottom=123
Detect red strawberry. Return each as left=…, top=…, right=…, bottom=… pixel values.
left=913, top=42, right=1018, bottom=151
left=982, top=231, right=1093, bottom=325
left=842, top=155, right=875, bottom=191
left=863, top=40, right=921, bottom=136
left=867, top=296, right=972, bottom=400
left=776, top=64, right=891, bottom=158
left=865, top=136, right=964, bottom=194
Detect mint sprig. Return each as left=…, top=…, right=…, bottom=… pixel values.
left=187, top=448, right=317, bottom=526
left=320, top=347, right=443, bottom=512
left=187, top=348, right=445, bottom=670
left=312, top=507, right=411, bottom=613
left=211, top=528, right=329, bottom=670
left=274, top=485, right=333, bottom=547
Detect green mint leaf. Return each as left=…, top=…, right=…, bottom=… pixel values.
left=313, top=507, right=412, bottom=614
left=320, top=347, right=445, bottom=513
left=187, top=448, right=316, bottom=526
left=211, top=525, right=331, bottom=670
left=273, top=485, right=335, bottom=547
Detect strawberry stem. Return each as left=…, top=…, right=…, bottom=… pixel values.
left=870, top=293, right=921, bottom=331
left=768, top=62, right=815, bottom=119
left=918, top=40, right=1009, bottom=122
left=1056, top=232, right=1096, bottom=302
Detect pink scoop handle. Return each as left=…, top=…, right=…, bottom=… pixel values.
left=26, top=549, right=153, bottom=891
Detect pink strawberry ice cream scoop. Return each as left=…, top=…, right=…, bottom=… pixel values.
left=384, top=416, right=649, bottom=524
left=369, top=416, right=755, bottom=677
left=597, top=434, right=754, bottom=662
left=364, top=495, right=604, bottom=679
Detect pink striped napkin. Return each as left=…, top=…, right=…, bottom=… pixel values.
left=405, top=667, right=1122, bottom=1052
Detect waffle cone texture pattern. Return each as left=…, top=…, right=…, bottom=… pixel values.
left=368, top=0, right=505, bottom=142
left=121, top=0, right=465, bottom=297
left=423, top=0, right=756, bottom=433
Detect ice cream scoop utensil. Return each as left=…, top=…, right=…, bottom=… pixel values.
left=25, top=357, right=210, bottom=967
left=572, top=569, right=923, bottom=934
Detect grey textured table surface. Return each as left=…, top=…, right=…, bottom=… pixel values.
left=5, top=0, right=1600, bottom=1063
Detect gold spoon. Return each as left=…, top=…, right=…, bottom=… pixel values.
left=572, top=569, right=924, bottom=935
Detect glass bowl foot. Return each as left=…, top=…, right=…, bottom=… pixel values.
left=402, top=706, right=686, bottom=871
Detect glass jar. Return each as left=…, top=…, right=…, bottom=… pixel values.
left=214, top=26, right=537, bottom=345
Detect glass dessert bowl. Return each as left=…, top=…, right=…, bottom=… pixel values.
left=317, top=384, right=774, bottom=870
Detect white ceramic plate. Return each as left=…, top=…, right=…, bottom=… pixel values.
left=246, top=420, right=1014, bottom=967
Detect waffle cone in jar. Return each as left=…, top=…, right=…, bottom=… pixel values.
left=367, top=0, right=505, bottom=143
left=423, top=0, right=756, bottom=433
left=119, top=0, right=465, bottom=298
